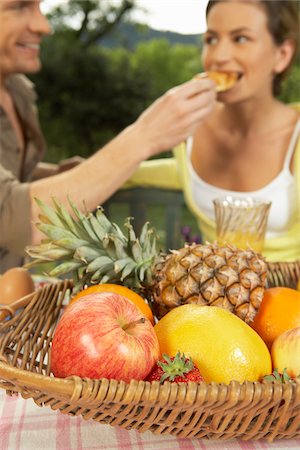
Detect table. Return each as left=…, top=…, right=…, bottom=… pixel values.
left=0, top=391, right=299, bottom=450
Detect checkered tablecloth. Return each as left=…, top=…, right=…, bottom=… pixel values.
left=0, top=390, right=299, bottom=450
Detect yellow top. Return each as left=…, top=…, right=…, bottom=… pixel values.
left=126, top=104, right=300, bottom=262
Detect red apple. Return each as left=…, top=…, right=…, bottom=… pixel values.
left=51, top=292, right=160, bottom=382
left=271, top=326, right=300, bottom=378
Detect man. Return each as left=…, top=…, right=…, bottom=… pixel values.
left=0, top=0, right=216, bottom=272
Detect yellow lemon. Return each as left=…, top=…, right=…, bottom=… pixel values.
left=154, top=305, right=272, bottom=384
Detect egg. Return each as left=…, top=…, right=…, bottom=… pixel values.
left=0, top=267, right=35, bottom=305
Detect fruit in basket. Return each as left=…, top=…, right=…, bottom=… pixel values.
left=0, top=267, right=35, bottom=305
left=25, top=198, right=267, bottom=322
left=154, top=304, right=272, bottom=384
left=69, top=283, right=154, bottom=324
left=145, top=352, right=204, bottom=383
left=271, top=327, right=300, bottom=378
left=51, top=292, right=160, bottom=382
left=250, top=287, right=300, bottom=349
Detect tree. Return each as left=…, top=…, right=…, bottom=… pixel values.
left=279, top=66, right=300, bottom=104
left=32, top=0, right=143, bottom=161
left=47, top=0, right=138, bottom=48
left=132, top=40, right=202, bottom=97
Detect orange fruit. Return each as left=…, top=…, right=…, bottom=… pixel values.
left=69, top=284, right=154, bottom=325
left=154, top=305, right=271, bottom=384
left=251, top=287, right=300, bottom=349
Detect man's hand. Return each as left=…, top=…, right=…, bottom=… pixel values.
left=135, top=77, right=216, bottom=156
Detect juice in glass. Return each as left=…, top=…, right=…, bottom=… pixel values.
left=213, top=196, right=271, bottom=253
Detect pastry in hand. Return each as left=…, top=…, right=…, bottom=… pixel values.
left=195, top=71, right=238, bottom=92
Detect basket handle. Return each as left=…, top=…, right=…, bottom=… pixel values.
left=0, top=359, right=76, bottom=398
left=0, top=279, right=73, bottom=323
left=0, top=292, right=36, bottom=322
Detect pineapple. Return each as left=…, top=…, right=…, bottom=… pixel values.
left=25, top=198, right=267, bottom=323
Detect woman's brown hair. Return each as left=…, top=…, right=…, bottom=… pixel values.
left=206, top=0, right=300, bottom=95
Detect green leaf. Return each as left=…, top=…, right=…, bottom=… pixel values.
left=54, top=237, right=89, bottom=250
left=120, top=260, right=136, bottom=280
left=36, top=223, right=76, bottom=241
left=111, top=236, right=128, bottom=260
left=114, top=257, right=133, bottom=273
left=95, top=207, right=115, bottom=234
left=51, top=197, right=78, bottom=233
left=86, top=256, right=113, bottom=273
left=74, top=245, right=105, bottom=262
left=34, top=198, right=65, bottom=228
left=131, top=239, right=143, bottom=263
left=139, top=222, right=150, bottom=246
left=48, top=261, right=82, bottom=277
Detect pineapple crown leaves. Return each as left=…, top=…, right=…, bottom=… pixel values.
left=158, top=352, right=195, bottom=382
left=25, top=197, right=159, bottom=290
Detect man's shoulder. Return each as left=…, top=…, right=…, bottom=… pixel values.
left=6, top=74, right=37, bottom=102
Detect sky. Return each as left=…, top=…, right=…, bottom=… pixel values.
left=42, top=0, right=209, bottom=35
left=133, top=0, right=209, bottom=35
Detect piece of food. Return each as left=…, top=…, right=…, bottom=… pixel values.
left=0, top=267, right=35, bottom=305
left=69, top=283, right=154, bottom=325
left=145, top=352, right=204, bottom=383
left=196, top=71, right=238, bottom=92
left=250, top=287, right=300, bottom=349
left=50, top=292, right=160, bottom=382
left=271, top=327, right=300, bottom=378
left=154, top=304, right=272, bottom=384
left=25, top=198, right=267, bottom=322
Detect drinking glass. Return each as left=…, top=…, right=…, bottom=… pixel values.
left=213, top=196, right=271, bottom=253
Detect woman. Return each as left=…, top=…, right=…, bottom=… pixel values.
left=128, top=0, right=300, bottom=262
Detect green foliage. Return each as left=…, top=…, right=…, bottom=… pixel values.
left=32, top=41, right=148, bottom=160
left=279, top=66, right=300, bottom=104
left=132, top=40, right=202, bottom=97
left=47, top=0, right=137, bottom=47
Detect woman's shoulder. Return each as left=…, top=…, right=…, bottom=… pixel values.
left=277, top=101, right=300, bottom=119
left=289, top=102, right=300, bottom=112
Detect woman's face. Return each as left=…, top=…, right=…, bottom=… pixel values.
left=203, top=1, right=285, bottom=101
left=0, top=0, right=51, bottom=80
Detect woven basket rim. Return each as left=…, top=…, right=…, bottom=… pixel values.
left=1, top=351, right=299, bottom=396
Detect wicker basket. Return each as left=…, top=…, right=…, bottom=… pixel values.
left=0, top=262, right=300, bottom=443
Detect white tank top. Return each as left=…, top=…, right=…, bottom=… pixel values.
left=187, top=119, right=300, bottom=238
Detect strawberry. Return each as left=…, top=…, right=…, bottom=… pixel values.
left=145, top=352, right=204, bottom=383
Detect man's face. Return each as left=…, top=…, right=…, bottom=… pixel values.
left=0, top=0, right=51, bottom=78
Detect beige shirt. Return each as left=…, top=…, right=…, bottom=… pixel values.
left=0, top=75, right=46, bottom=273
